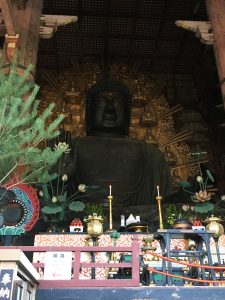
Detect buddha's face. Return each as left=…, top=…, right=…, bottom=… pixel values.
left=91, top=90, right=126, bottom=135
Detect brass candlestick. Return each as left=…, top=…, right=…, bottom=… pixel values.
left=156, top=195, right=164, bottom=229
left=107, top=195, right=113, bottom=232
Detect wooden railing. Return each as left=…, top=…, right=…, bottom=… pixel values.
left=0, top=237, right=140, bottom=288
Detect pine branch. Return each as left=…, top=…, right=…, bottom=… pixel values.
left=0, top=59, right=64, bottom=185
left=0, top=162, right=18, bottom=184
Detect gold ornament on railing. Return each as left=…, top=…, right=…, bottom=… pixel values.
left=205, top=215, right=224, bottom=238
left=84, top=214, right=104, bottom=238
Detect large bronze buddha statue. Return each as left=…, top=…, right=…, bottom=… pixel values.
left=67, top=79, right=172, bottom=209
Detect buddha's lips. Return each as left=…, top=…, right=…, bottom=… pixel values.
left=103, top=113, right=116, bottom=121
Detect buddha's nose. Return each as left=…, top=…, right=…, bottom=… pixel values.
left=105, top=99, right=114, bottom=112
left=104, top=100, right=116, bottom=121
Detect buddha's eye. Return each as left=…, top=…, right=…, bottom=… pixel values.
left=95, top=97, right=107, bottom=106
left=113, top=98, right=124, bottom=107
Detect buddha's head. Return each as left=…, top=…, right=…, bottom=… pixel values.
left=86, top=79, right=132, bottom=136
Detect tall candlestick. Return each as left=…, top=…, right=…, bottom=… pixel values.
left=156, top=195, right=163, bottom=229
left=109, top=185, right=112, bottom=196
left=107, top=195, right=113, bottom=232
left=157, top=185, right=160, bottom=197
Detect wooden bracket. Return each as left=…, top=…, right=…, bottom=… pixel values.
left=175, top=20, right=214, bottom=45
left=5, top=33, right=20, bottom=61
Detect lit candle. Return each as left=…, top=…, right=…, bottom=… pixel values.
left=157, top=185, right=160, bottom=197
left=109, top=185, right=112, bottom=196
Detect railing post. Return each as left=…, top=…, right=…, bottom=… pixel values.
left=72, top=250, right=81, bottom=280
left=131, top=236, right=140, bottom=286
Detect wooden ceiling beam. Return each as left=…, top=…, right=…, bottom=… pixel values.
left=127, top=0, right=140, bottom=67
left=149, top=1, right=168, bottom=72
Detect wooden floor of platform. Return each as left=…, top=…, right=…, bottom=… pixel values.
left=36, top=286, right=225, bottom=300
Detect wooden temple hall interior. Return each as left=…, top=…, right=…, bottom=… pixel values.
left=1, top=1, right=225, bottom=299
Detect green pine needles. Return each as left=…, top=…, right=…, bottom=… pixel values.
left=0, top=61, right=64, bottom=188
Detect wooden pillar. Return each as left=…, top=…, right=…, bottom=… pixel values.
left=206, top=0, right=225, bottom=110
left=0, top=0, right=17, bottom=35
left=0, top=0, right=44, bottom=77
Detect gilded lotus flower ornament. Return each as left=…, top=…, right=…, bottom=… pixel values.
left=194, top=190, right=211, bottom=202
left=178, top=152, right=215, bottom=214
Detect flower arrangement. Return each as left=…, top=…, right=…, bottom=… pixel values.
left=178, top=151, right=215, bottom=214
left=84, top=203, right=106, bottom=219
left=40, top=181, right=91, bottom=222
left=164, top=204, right=188, bottom=228
left=165, top=204, right=180, bottom=227
left=38, top=141, right=98, bottom=227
